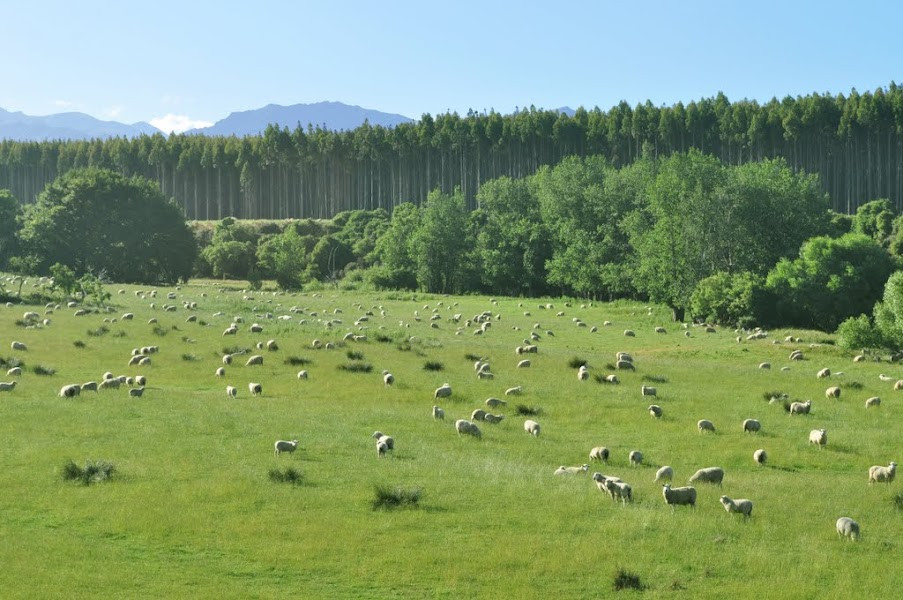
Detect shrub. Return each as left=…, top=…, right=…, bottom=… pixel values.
left=423, top=361, right=444, bottom=371
left=836, top=315, right=887, bottom=351
left=612, top=568, right=644, bottom=591
left=690, top=271, right=766, bottom=327
left=346, top=350, right=364, bottom=361
left=567, top=356, right=588, bottom=369
left=515, top=405, right=542, bottom=416
left=284, top=356, right=311, bottom=366
left=338, top=363, right=373, bottom=373
left=371, top=485, right=422, bottom=510
left=846, top=381, right=864, bottom=390
left=222, top=346, right=249, bottom=355
left=31, top=365, right=56, bottom=376
left=61, top=460, right=115, bottom=485
left=268, top=467, right=303, bottom=485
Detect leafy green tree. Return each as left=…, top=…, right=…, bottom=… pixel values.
left=370, top=202, right=420, bottom=290
left=203, top=240, right=255, bottom=280
left=852, top=199, right=895, bottom=245
left=411, top=189, right=470, bottom=293
left=305, top=235, right=355, bottom=283
left=17, top=169, right=195, bottom=283
left=766, top=233, right=896, bottom=330
left=689, top=271, right=766, bottom=327
left=256, top=227, right=311, bottom=290
left=826, top=210, right=854, bottom=238
left=0, top=189, right=21, bottom=269
left=49, top=263, right=78, bottom=298
left=77, top=272, right=111, bottom=307
left=872, top=271, right=903, bottom=349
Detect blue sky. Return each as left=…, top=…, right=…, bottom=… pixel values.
left=2, top=0, right=900, bottom=132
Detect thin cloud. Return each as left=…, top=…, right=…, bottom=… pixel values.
left=53, top=99, right=74, bottom=109
left=150, top=114, right=214, bottom=134
left=104, top=105, right=124, bottom=119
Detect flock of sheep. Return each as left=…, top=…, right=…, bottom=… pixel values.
left=2, top=279, right=900, bottom=547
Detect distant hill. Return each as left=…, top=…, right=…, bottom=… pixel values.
left=0, top=107, right=159, bottom=141
left=188, top=101, right=414, bottom=136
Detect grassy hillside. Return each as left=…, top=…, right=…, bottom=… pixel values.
left=0, top=279, right=899, bottom=598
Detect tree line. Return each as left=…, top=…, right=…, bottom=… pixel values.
left=1, top=84, right=903, bottom=219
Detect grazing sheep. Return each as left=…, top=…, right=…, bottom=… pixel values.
left=483, top=413, right=505, bottom=424
left=616, top=352, right=633, bottom=363
left=647, top=404, right=663, bottom=418
left=758, top=362, right=771, bottom=370
left=662, top=484, right=697, bottom=508
left=655, top=326, right=666, bottom=334
left=817, top=368, right=831, bottom=378
left=99, top=378, right=120, bottom=390
left=223, top=326, right=238, bottom=336
left=868, top=462, right=896, bottom=484
left=754, top=449, right=767, bottom=466
left=471, top=409, right=488, bottom=422
left=577, top=368, right=589, bottom=381
left=7, top=367, right=21, bottom=376
left=215, top=367, right=226, bottom=377
left=59, top=384, right=81, bottom=398
left=523, top=419, right=541, bottom=436
left=517, top=359, right=531, bottom=368
left=895, top=380, right=903, bottom=391
left=589, top=447, right=610, bottom=462
left=129, top=387, right=145, bottom=398
left=222, top=354, right=233, bottom=365
left=266, top=339, right=278, bottom=351
left=720, top=495, right=753, bottom=517
left=249, top=382, right=262, bottom=396
left=602, top=478, right=633, bottom=504
left=432, top=405, right=445, bottom=420
left=274, top=440, right=299, bottom=455
left=80, top=381, right=98, bottom=392
left=742, top=419, right=761, bottom=433
left=809, top=428, right=827, bottom=448
left=836, top=517, right=860, bottom=541
left=485, top=397, right=506, bottom=408
left=371, top=431, right=394, bottom=452
left=226, top=386, right=237, bottom=397
left=616, top=360, right=635, bottom=371
left=641, top=385, right=656, bottom=397
left=138, top=356, right=151, bottom=366
left=434, top=383, right=452, bottom=399
left=376, top=440, right=389, bottom=458
left=629, top=450, right=643, bottom=466
left=654, top=465, right=674, bottom=482
left=477, top=371, right=495, bottom=380
left=865, top=396, right=881, bottom=408
left=10, top=341, right=27, bottom=351
left=505, top=386, right=523, bottom=396
left=245, top=355, right=264, bottom=366
left=297, top=370, right=308, bottom=379
left=689, top=467, right=724, bottom=486
left=250, top=324, right=263, bottom=333
left=128, top=355, right=147, bottom=366
left=383, top=372, right=394, bottom=386
left=825, top=386, right=841, bottom=399
left=455, top=419, right=481, bottom=438
left=789, top=400, right=812, bottom=415
left=554, top=464, right=590, bottom=476
left=697, top=419, right=716, bottom=433
left=134, top=375, right=146, bottom=386
left=605, top=374, right=620, bottom=384
left=854, top=355, right=866, bottom=363
left=624, top=329, right=635, bottom=337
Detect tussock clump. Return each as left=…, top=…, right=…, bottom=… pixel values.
left=464, top=353, right=482, bottom=362
left=423, top=361, right=444, bottom=371
left=339, top=362, right=373, bottom=373
left=0, top=356, right=23, bottom=369
left=31, top=365, right=56, bottom=376
left=846, top=381, right=864, bottom=390
left=346, top=350, right=365, bottom=361
left=371, top=485, right=422, bottom=510
left=112, top=330, right=126, bottom=338
left=13, top=319, right=28, bottom=328
left=515, top=404, right=542, bottom=416
left=61, top=460, right=115, bottom=485
left=612, top=568, right=644, bottom=591
left=181, top=353, right=200, bottom=362
left=604, top=363, right=616, bottom=371
left=87, top=326, right=109, bottom=337
left=396, top=342, right=412, bottom=353
left=269, top=467, right=303, bottom=485
left=893, top=492, right=903, bottom=511
left=72, top=340, right=86, bottom=348
left=222, top=346, right=249, bottom=356
left=284, top=356, right=311, bottom=366
left=763, top=390, right=787, bottom=402
left=374, top=333, right=394, bottom=344
left=642, top=374, right=668, bottom=384
left=151, top=325, right=168, bottom=337
left=568, top=356, right=588, bottom=369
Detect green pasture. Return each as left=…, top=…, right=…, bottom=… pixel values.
left=0, top=280, right=899, bottom=598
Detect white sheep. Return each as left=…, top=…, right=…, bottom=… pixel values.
left=754, top=449, right=767, bottom=466
left=245, top=355, right=264, bottom=366
left=825, top=386, right=841, bottom=399
left=485, top=397, right=506, bottom=408
left=99, top=378, right=120, bottom=390
left=589, top=447, right=610, bottom=462
left=134, top=375, right=146, bottom=386
left=7, top=367, right=21, bottom=376
left=624, top=329, right=635, bottom=337
left=655, top=326, right=666, bottom=334
left=523, top=419, right=541, bottom=436
left=249, top=382, right=262, bottom=396
left=376, top=440, right=389, bottom=458
left=895, top=380, right=903, bottom=391
left=455, top=419, right=481, bottom=438
left=602, top=478, right=632, bottom=504
left=554, top=464, right=590, bottom=476
left=222, top=354, right=233, bottom=365
left=641, top=385, right=657, bottom=397
left=688, top=467, right=724, bottom=486
left=10, top=341, right=27, bottom=351
left=517, top=359, right=531, bottom=368
left=789, top=400, right=812, bottom=415
left=59, top=384, right=81, bottom=398
left=274, top=440, right=299, bottom=455
left=266, top=339, right=278, bottom=351
left=226, top=385, right=237, bottom=397
left=434, top=383, right=452, bottom=399
left=758, top=362, right=771, bottom=370
left=577, top=368, right=589, bottom=381
left=372, top=431, right=394, bottom=452
left=383, top=372, right=394, bottom=386
left=215, top=367, right=226, bottom=377
left=297, top=370, right=309, bottom=379
left=648, top=405, right=663, bottom=418
left=868, top=462, right=896, bottom=484
left=629, top=450, right=643, bottom=466
left=505, top=386, right=523, bottom=396
left=477, top=370, right=495, bottom=380
left=662, top=484, right=697, bottom=508
left=128, top=355, right=146, bottom=366
left=471, top=409, right=487, bottom=422
left=605, top=374, right=619, bottom=384
left=654, top=465, right=673, bottom=482
left=431, top=405, right=445, bottom=420
left=865, top=396, right=881, bottom=408
left=742, top=419, right=761, bottom=433
left=809, top=428, right=827, bottom=448
left=836, top=517, right=860, bottom=541
left=719, top=495, right=753, bottom=517
left=817, top=368, right=831, bottom=378
left=697, top=419, right=716, bottom=433
left=80, top=381, right=98, bottom=392
left=616, top=360, right=635, bottom=371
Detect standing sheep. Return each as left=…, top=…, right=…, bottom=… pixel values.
left=809, top=428, right=827, bottom=448
left=434, top=383, right=452, bottom=399
left=754, top=449, right=767, bottom=466
left=59, top=384, right=81, bottom=398
left=471, top=409, right=488, bottom=422
left=868, top=462, right=896, bottom=484
left=836, top=517, right=860, bottom=541
left=455, top=419, right=481, bottom=439
left=817, top=368, right=831, bottom=378
left=825, top=386, right=841, bottom=398
left=654, top=465, right=673, bottom=482
left=697, top=419, right=716, bottom=433
left=602, top=478, right=633, bottom=504
left=483, top=413, right=505, bottom=424
left=274, top=440, right=299, bottom=455
left=245, top=355, right=264, bottom=366
left=641, top=385, right=657, bottom=397
left=432, top=405, right=445, bottom=420
left=688, top=467, right=724, bottom=486
left=648, top=405, right=663, bottom=418
left=226, top=386, right=237, bottom=397
left=371, top=431, right=395, bottom=452
left=505, top=386, right=523, bottom=396
left=789, top=400, right=812, bottom=415
left=662, top=484, right=697, bottom=508
left=215, top=367, right=226, bottom=377
left=589, top=446, right=610, bottom=462
left=719, top=495, right=753, bottom=517
left=249, top=382, right=262, bottom=396
left=383, top=372, right=395, bottom=386
left=523, top=419, right=541, bottom=436
left=742, top=419, right=761, bottom=433
left=865, top=396, right=880, bottom=408
left=629, top=450, right=643, bottom=466
left=485, top=397, right=505, bottom=408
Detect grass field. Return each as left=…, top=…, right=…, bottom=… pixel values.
left=0, top=279, right=900, bottom=598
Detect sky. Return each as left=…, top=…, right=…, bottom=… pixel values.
left=2, top=0, right=901, bottom=133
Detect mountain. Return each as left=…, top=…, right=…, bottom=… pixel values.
left=0, top=107, right=159, bottom=141
left=555, top=106, right=577, bottom=117
left=187, top=101, right=414, bottom=136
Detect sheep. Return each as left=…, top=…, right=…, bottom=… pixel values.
left=434, top=383, right=452, bottom=399
left=895, top=380, right=903, bottom=391
left=697, top=419, right=716, bottom=433
left=655, top=326, right=666, bottom=334
left=865, top=396, right=881, bottom=408
left=455, top=419, right=481, bottom=439
left=616, top=360, right=635, bottom=371
left=99, top=378, right=120, bottom=390
left=215, top=367, right=226, bottom=377
left=59, top=384, right=81, bottom=398
left=432, top=405, right=445, bottom=420
left=249, top=382, right=262, bottom=396
left=523, top=419, right=541, bottom=436
left=589, top=447, right=610, bottom=462
left=383, top=372, right=395, bottom=386
left=836, top=517, right=860, bottom=541
left=222, top=354, right=233, bottom=365
left=477, top=371, right=495, bottom=380
left=245, top=355, right=264, bottom=366
left=591, top=472, right=623, bottom=495
left=602, top=478, right=633, bottom=504
left=554, top=464, right=590, bottom=476
left=80, top=381, right=98, bottom=392
left=483, top=413, right=505, bottom=424
left=371, top=431, right=394, bottom=452
left=754, top=449, right=767, bottom=466
left=274, top=440, right=299, bottom=455
left=879, top=374, right=893, bottom=381
left=517, top=359, right=531, bottom=368
left=485, top=397, right=506, bottom=408
left=742, top=419, right=761, bottom=433
left=641, top=385, right=656, bottom=397
left=266, top=339, right=278, bottom=351
left=10, top=341, right=26, bottom=351
left=789, top=351, right=804, bottom=361
left=868, top=462, right=896, bottom=484
left=629, top=450, right=643, bottom=466
left=688, top=467, right=724, bottom=486
left=471, top=409, right=487, bottom=422
left=7, top=367, right=21, bottom=376
left=605, top=374, right=619, bottom=384
left=817, top=368, right=831, bottom=378
left=789, top=400, right=812, bottom=415
left=127, top=355, right=146, bottom=366
left=138, top=357, right=151, bottom=366
left=129, top=387, right=145, bottom=398
left=226, top=386, right=237, bottom=397
left=616, top=352, right=633, bottom=362
left=758, top=362, right=771, bottom=370
left=223, top=326, right=238, bottom=336
left=654, top=465, right=674, bottom=482
left=505, top=386, right=523, bottom=396
left=250, top=324, right=263, bottom=333
left=297, top=370, right=309, bottom=379
left=719, top=495, right=753, bottom=518
left=662, top=484, right=697, bottom=508
left=577, top=368, right=589, bottom=381
left=624, top=329, right=635, bottom=337
left=825, top=386, right=841, bottom=399
left=376, top=440, right=389, bottom=458
left=809, top=428, right=827, bottom=448
left=648, top=404, right=663, bottom=418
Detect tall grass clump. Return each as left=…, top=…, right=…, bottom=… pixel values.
left=269, top=467, right=303, bottom=485
left=284, top=356, right=311, bottom=366
left=464, top=353, right=483, bottom=361
left=567, top=356, right=587, bottom=369
left=87, top=325, right=109, bottom=337
left=346, top=350, right=364, bottom=361
left=893, top=492, right=903, bottom=511
left=72, top=340, right=86, bottom=348
left=371, top=485, right=422, bottom=510
left=31, top=365, right=56, bottom=376
left=423, top=360, right=444, bottom=371
left=515, top=405, right=542, bottom=416
left=612, top=568, right=644, bottom=591
left=181, top=353, right=200, bottom=362
left=339, top=363, right=373, bottom=373
left=642, top=374, right=668, bottom=384
left=374, top=333, right=394, bottom=344
left=151, top=325, right=168, bottom=337
left=60, top=460, right=115, bottom=486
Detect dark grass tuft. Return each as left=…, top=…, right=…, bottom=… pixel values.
left=269, top=467, right=304, bottom=485
left=371, top=485, right=422, bottom=510
left=816, top=338, right=836, bottom=346
left=374, top=333, right=394, bottom=344
left=604, top=362, right=616, bottom=370
left=893, top=492, right=903, bottom=511
left=61, top=460, right=115, bottom=486
left=0, top=356, right=23, bottom=369
left=111, top=330, right=126, bottom=338
left=346, top=350, right=365, bottom=361
left=396, top=342, right=412, bottom=352
left=763, top=390, right=787, bottom=402
left=87, top=325, right=110, bottom=337
left=339, top=362, right=373, bottom=373
left=181, top=336, right=195, bottom=343
left=72, top=340, right=86, bottom=348
left=31, top=365, right=56, bottom=376
left=151, top=325, right=168, bottom=337
left=515, top=404, right=542, bottom=416
left=567, top=356, right=588, bottom=369
left=181, top=353, right=200, bottom=362
left=423, top=360, right=444, bottom=371
left=14, top=319, right=28, bottom=328
left=222, top=346, right=249, bottom=356
left=197, top=319, right=207, bottom=326
left=642, top=374, right=668, bottom=384
left=612, top=568, right=644, bottom=591
left=464, top=353, right=483, bottom=362
left=845, top=381, right=864, bottom=390
left=284, top=356, right=311, bottom=366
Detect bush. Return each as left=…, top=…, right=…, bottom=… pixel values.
left=61, top=460, right=115, bottom=485
left=464, top=353, right=483, bottom=361
left=371, top=485, right=422, bottom=510
left=423, top=361, right=444, bottom=371
left=612, top=568, right=644, bottom=591
left=269, top=467, right=303, bottom=485
left=338, top=363, right=373, bottom=373
left=151, top=325, right=168, bottom=337
left=689, top=271, right=766, bottom=327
